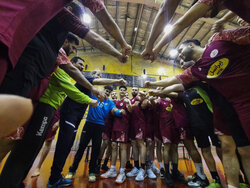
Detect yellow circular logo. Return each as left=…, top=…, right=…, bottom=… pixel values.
left=166, top=104, right=173, bottom=111
left=190, top=98, right=204, bottom=105
left=207, top=58, right=229, bottom=79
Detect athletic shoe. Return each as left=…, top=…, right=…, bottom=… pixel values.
left=205, top=180, right=222, bottom=188
left=65, top=172, right=75, bottom=179
left=89, top=173, right=96, bottom=183
left=188, top=173, right=209, bottom=187
left=125, top=161, right=133, bottom=170
left=126, top=167, right=139, bottom=177
left=240, top=183, right=250, bottom=188
left=135, top=168, right=147, bottom=181
left=160, top=168, right=166, bottom=179
left=172, top=170, right=188, bottom=184
left=100, top=169, right=117, bottom=179
left=101, top=164, right=109, bottom=172
left=164, top=172, right=174, bottom=187
left=115, top=172, right=126, bottom=184
left=151, top=162, right=160, bottom=174
left=47, top=177, right=72, bottom=188
left=147, top=168, right=157, bottom=179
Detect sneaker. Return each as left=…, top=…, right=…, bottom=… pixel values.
left=126, top=167, right=139, bottom=177
left=240, top=183, right=250, bottom=188
left=65, top=172, right=75, bottom=179
left=160, top=168, right=166, bottom=179
left=115, top=172, right=126, bottom=184
left=101, top=164, right=109, bottom=172
left=89, top=173, right=96, bottom=183
left=205, top=180, right=222, bottom=188
left=164, top=172, right=174, bottom=187
left=151, top=162, right=160, bottom=174
left=47, top=177, right=72, bottom=188
left=135, top=168, right=147, bottom=181
left=188, top=173, right=209, bottom=187
left=100, top=169, right=117, bottom=179
left=147, top=168, right=157, bottom=179
left=125, top=161, right=133, bottom=170
left=172, top=170, right=187, bottom=184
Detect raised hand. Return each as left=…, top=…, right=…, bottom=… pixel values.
left=91, top=87, right=105, bottom=102
left=90, top=99, right=98, bottom=107
left=118, top=79, right=127, bottom=86
left=144, top=81, right=151, bottom=88
left=141, top=48, right=154, bottom=60
left=149, top=90, right=159, bottom=96
left=122, top=44, right=132, bottom=56
left=117, top=53, right=129, bottom=63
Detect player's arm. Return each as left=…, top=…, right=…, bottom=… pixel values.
left=59, top=9, right=128, bottom=63
left=149, top=84, right=184, bottom=97
left=84, top=31, right=128, bottom=63
left=59, top=63, right=105, bottom=101
left=52, top=69, right=98, bottom=106
left=94, top=8, right=132, bottom=56
left=142, top=0, right=180, bottom=59
left=151, top=2, right=211, bottom=61
left=111, top=107, right=126, bottom=116
left=145, top=76, right=182, bottom=88
left=92, top=78, right=127, bottom=85
left=211, top=11, right=236, bottom=33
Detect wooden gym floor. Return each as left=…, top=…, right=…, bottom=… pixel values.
left=0, top=147, right=225, bottom=188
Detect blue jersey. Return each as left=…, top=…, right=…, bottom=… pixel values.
left=86, top=93, right=115, bottom=126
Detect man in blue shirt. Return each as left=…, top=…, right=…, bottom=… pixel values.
left=47, top=71, right=127, bottom=187
left=65, top=85, right=126, bottom=183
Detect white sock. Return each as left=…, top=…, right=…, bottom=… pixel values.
left=120, top=168, right=125, bottom=173
left=228, top=185, right=238, bottom=188
left=111, top=165, right=116, bottom=171
left=194, top=163, right=206, bottom=180
left=159, top=162, right=164, bottom=169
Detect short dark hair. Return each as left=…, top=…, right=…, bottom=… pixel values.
left=66, top=33, right=79, bottom=45
left=119, top=86, right=127, bottom=91
left=181, top=39, right=201, bottom=46
left=70, top=56, right=85, bottom=64
left=104, top=85, right=113, bottom=91
left=67, top=2, right=83, bottom=18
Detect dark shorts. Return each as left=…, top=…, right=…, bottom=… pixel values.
left=129, top=123, right=146, bottom=140
left=0, top=43, right=11, bottom=86
left=213, top=106, right=250, bottom=147
left=111, top=131, right=129, bottom=143
left=192, top=129, right=221, bottom=148
left=0, top=34, right=57, bottom=97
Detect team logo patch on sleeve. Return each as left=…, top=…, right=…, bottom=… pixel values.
left=166, top=104, right=173, bottom=111
left=190, top=98, right=203, bottom=105
left=207, top=58, right=229, bottom=79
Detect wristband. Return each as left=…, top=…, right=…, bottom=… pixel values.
left=115, top=109, right=123, bottom=117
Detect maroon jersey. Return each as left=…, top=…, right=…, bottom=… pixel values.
left=112, top=99, right=129, bottom=132
left=171, top=99, right=192, bottom=140
left=157, top=99, right=176, bottom=143
left=199, top=0, right=250, bottom=23
left=129, top=97, right=146, bottom=140
left=143, top=107, right=154, bottom=141
left=190, top=40, right=250, bottom=139
left=103, top=112, right=114, bottom=140
left=130, top=97, right=137, bottom=105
